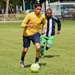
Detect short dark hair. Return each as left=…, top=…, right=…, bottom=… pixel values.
left=46, top=8, right=52, bottom=12
left=34, top=3, right=42, bottom=8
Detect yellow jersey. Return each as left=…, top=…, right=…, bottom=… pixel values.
left=21, top=12, right=46, bottom=36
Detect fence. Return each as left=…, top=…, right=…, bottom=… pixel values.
left=0, top=2, right=75, bottom=23
left=46, top=1, right=75, bottom=20
left=0, top=14, right=25, bottom=23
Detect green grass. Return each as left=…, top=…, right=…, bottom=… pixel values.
left=0, top=20, right=75, bottom=75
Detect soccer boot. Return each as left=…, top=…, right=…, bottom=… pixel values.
left=20, top=60, right=25, bottom=68
left=46, top=47, right=49, bottom=50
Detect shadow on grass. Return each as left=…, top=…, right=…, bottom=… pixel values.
left=44, top=55, right=60, bottom=58
left=25, top=62, right=46, bottom=68
left=39, top=63, right=46, bottom=66
left=24, top=55, right=59, bottom=68
left=25, top=64, right=31, bottom=67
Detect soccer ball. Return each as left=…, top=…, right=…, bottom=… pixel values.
left=30, top=63, right=40, bottom=73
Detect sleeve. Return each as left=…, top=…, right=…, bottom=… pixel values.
left=21, top=14, right=30, bottom=28
left=53, top=16, right=61, bottom=31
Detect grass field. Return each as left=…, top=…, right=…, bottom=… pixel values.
left=0, top=20, right=75, bottom=75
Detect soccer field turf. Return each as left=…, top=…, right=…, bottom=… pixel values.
left=0, top=20, right=75, bottom=75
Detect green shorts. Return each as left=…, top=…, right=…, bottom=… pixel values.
left=40, top=35, right=54, bottom=45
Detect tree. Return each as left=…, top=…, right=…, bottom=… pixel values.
left=10, top=0, right=20, bottom=13
left=4, top=0, right=20, bottom=14
left=0, top=0, right=6, bottom=13
left=5, top=0, right=9, bottom=17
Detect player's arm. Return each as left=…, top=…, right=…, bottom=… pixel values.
left=54, top=17, right=61, bottom=34
left=41, top=16, right=46, bottom=34
left=21, top=14, right=34, bottom=28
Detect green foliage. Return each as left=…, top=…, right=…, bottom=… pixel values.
left=0, top=20, right=75, bottom=75
left=16, top=13, right=25, bottom=20
left=0, top=18, right=4, bottom=21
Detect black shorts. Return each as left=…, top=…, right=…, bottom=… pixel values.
left=23, top=32, right=40, bottom=48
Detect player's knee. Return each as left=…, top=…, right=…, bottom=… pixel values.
left=36, top=47, right=40, bottom=51
left=35, top=43, right=40, bottom=51
left=23, top=48, right=28, bottom=53
left=36, top=47, right=40, bottom=52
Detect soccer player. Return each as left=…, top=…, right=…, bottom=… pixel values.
left=40, top=8, right=61, bottom=57
left=20, top=3, right=46, bottom=68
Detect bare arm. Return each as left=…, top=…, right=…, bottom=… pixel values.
left=41, top=16, right=46, bottom=34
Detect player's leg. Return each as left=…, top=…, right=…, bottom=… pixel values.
left=20, top=36, right=30, bottom=68
left=40, top=35, right=46, bottom=57
left=35, top=43, right=40, bottom=63
left=32, top=33, right=40, bottom=63
left=46, top=36, right=54, bottom=50
left=20, top=48, right=28, bottom=68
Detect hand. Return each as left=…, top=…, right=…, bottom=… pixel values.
left=41, top=28, right=46, bottom=34
left=26, top=23, right=34, bottom=28
left=41, top=31, right=45, bottom=34
left=56, top=30, right=60, bottom=34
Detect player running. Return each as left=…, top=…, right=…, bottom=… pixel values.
left=40, top=8, right=61, bottom=57
left=20, top=3, right=46, bottom=68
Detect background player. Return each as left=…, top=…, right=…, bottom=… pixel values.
left=40, top=8, right=61, bottom=57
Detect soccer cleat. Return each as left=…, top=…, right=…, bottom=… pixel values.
left=41, top=55, right=44, bottom=58
left=20, top=60, right=25, bottom=68
left=46, top=47, right=49, bottom=50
